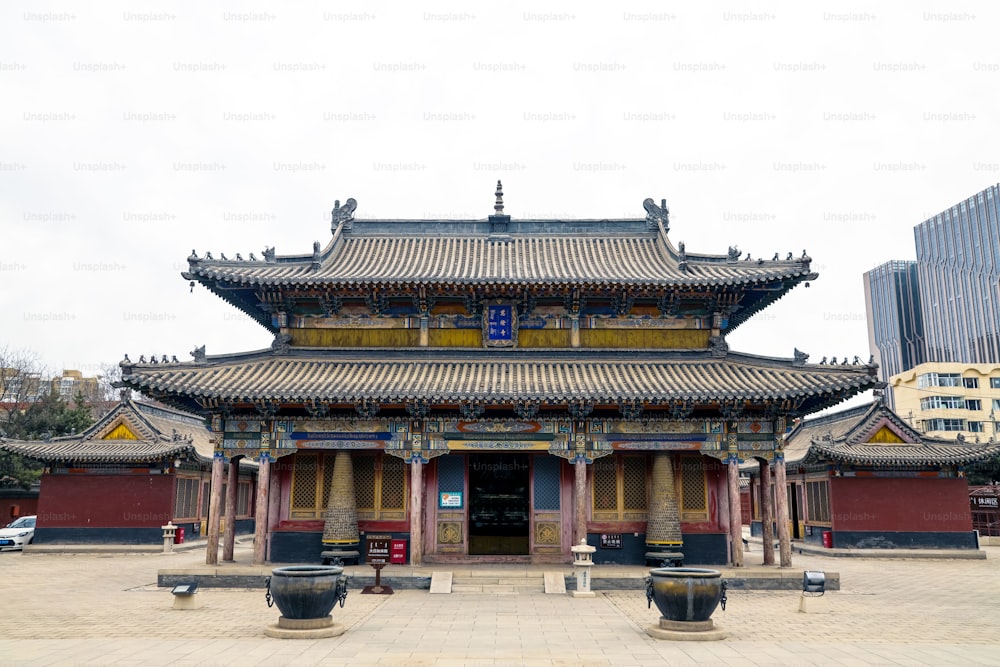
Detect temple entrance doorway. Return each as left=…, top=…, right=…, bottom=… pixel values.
left=468, top=453, right=530, bottom=555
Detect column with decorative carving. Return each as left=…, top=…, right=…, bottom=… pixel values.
left=645, top=452, right=683, bottom=558
left=321, top=451, right=360, bottom=552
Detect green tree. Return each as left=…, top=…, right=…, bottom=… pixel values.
left=1, top=391, right=94, bottom=489
left=6, top=390, right=93, bottom=440
left=967, top=452, right=1000, bottom=486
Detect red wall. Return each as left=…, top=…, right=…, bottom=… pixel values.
left=37, top=474, right=174, bottom=528
left=830, top=477, right=972, bottom=531
left=1, top=497, right=38, bottom=521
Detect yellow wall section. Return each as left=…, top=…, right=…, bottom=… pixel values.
left=520, top=329, right=572, bottom=348
left=580, top=329, right=710, bottom=349
left=291, top=328, right=419, bottom=347
left=103, top=423, right=139, bottom=440
left=428, top=329, right=481, bottom=347
left=868, top=426, right=906, bottom=444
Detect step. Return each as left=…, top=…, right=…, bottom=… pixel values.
left=450, top=573, right=547, bottom=594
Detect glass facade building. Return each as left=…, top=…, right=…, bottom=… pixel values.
left=914, top=184, right=1000, bottom=365
left=866, top=184, right=1000, bottom=411
left=863, top=260, right=926, bottom=395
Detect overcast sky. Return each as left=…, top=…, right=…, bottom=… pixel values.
left=3, top=2, right=998, bottom=411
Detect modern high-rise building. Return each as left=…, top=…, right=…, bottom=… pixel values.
left=863, top=260, right=926, bottom=391
left=865, top=184, right=1000, bottom=389
left=914, top=184, right=1000, bottom=364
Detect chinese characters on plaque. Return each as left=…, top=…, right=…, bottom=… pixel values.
left=483, top=303, right=517, bottom=347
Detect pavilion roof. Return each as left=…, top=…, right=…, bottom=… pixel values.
left=0, top=398, right=216, bottom=465
left=781, top=402, right=1000, bottom=467
left=119, top=347, right=878, bottom=417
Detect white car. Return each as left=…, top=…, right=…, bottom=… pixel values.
left=0, top=515, right=36, bottom=550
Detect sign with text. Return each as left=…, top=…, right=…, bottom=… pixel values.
left=366, top=534, right=391, bottom=565
left=439, top=492, right=463, bottom=508
left=600, top=533, right=622, bottom=549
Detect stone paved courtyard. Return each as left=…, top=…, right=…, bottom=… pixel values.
left=1, top=543, right=998, bottom=665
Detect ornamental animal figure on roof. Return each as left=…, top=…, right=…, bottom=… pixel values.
left=643, top=198, right=669, bottom=231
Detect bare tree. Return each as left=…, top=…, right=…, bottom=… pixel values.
left=0, top=345, right=49, bottom=436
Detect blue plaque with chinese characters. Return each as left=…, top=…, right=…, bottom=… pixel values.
left=482, top=302, right=518, bottom=347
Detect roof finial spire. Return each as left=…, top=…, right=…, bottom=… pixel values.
left=494, top=180, right=504, bottom=215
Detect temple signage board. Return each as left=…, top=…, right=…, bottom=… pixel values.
left=366, top=535, right=391, bottom=564
left=600, top=533, right=622, bottom=549
left=363, top=534, right=394, bottom=594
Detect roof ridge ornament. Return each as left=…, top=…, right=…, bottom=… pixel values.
left=643, top=197, right=669, bottom=232
left=331, top=198, right=357, bottom=233
left=494, top=180, right=504, bottom=216
left=489, top=180, right=511, bottom=240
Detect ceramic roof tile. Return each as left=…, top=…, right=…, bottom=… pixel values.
left=187, top=235, right=813, bottom=288
left=120, top=349, right=877, bottom=410
left=0, top=399, right=213, bottom=464
left=780, top=402, right=1000, bottom=466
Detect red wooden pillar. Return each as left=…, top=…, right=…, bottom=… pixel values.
left=410, top=459, right=424, bottom=566
left=206, top=453, right=225, bottom=565
left=760, top=460, right=775, bottom=566
left=574, top=459, right=587, bottom=545
left=223, top=456, right=240, bottom=561
left=253, top=455, right=270, bottom=565
left=774, top=455, right=792, bottom=567
left=727, top=458, right=744, bottom=567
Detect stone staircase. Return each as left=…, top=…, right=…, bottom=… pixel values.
left=449, top=570, right=550, bottom=594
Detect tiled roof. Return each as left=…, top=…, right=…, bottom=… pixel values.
left=186, top=234, right=813, bottom=289
left=0, top=399, right=214, bottom=464
left=780, top=402, right=1000, bottom=466
left=807, top=437, right=1000, bottom=466
left=120, top=348, right=877, bottom=413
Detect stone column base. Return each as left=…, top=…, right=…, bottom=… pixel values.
left=646, top=617, right=726, bottom=641
left=264, top=615, right=347, bottom=639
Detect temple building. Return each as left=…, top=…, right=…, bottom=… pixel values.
left=744, top=401, right=1000, bottom=550
left=120, top=184, right=879, bottom=567
left=0, top=398, right=256, bottom=545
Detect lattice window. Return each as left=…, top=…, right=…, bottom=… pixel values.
left=380, top=456, right=405, bottom=510
left=237, top=481, right=252, bottom=517
left=437, top=454, right=465, bottom=499
left=174, top=477, right=200, bottom=519
left=533, top=455, right=561, bottom=510
left=806, top=480, right=830, bottom=523
left=291, top=453, right=319, bottom=517
left=593, top=459, right=618, bottom=511
left=201, top=482, right=210, bottom=518
left=678, top=455, right=708, bottom=522
left=592, top=455, right=647, bottom=522
left=321, top=456, right=336, bottom=509
left=353, top=453, right=405, bottom=521
left=623, top=457, right=646, bottom=510
left=354, top=454, right=376, bottom=510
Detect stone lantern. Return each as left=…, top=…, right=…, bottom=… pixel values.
left=569, top=538, right=597, bottom=597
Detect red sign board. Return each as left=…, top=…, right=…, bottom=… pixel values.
left=390, top=539, right=407, bottom=564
